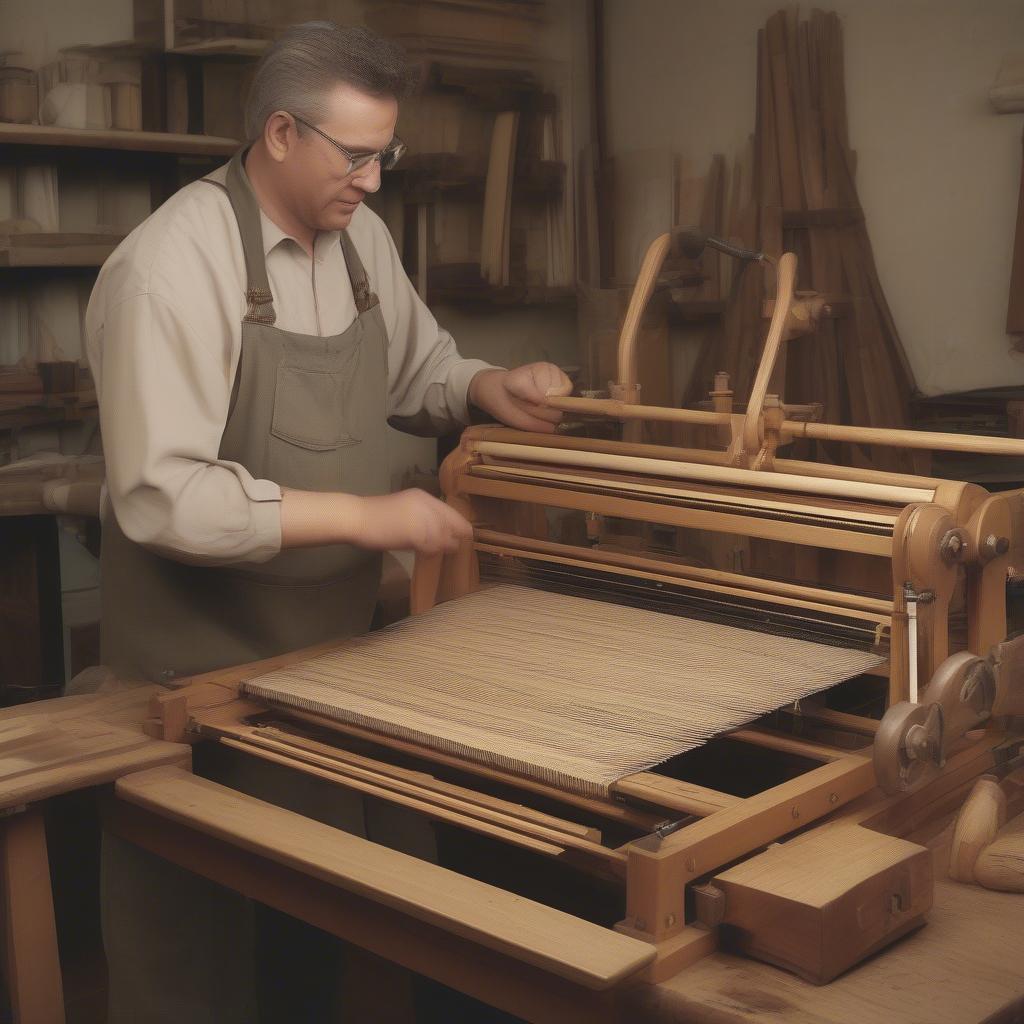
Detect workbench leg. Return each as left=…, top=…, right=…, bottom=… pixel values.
left=0, top=808, right=65, bottom=1024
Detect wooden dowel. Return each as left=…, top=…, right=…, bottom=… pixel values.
left=742, top=252, right=797, bottom=464
left=786, top=419, right=1024, bottom=457
left=471, top=440, right=933, bottom=504
left=548, top=395, right=732, bottom=426
left=473, top=465, right=899, bottom=527
left=789, top=703, right=881, bottom=736
left=725, top=728, right=846, bottom=762
left=474, top=529, right=893, bottom=616
left=251, top=725, right=602, bottom=842
left=612, top=775, right=740, bottom=818
left=264, top=707, right=665, bottom=832
left=617, top=232, right=672, bottom=388
left=219, top=738, right=569, bottom=859
left=464, top=426, right=943, bottom=488
left=463, top=474, right=894, bottom=555
left=228, top=733, right=618, bottom=862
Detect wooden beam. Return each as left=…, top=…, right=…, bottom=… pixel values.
left=114, top=767, right=655, bottom=991
left=0, top=808, right=65, bottom=1024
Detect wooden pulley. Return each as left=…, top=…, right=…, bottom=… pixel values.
left=875, top=644, right=1017, bottom=795
left=873, top=701, right=944, bottom=795
left=921, top=651, right=997, bottom=737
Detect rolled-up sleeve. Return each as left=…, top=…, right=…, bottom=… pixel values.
left=377, top=227, right=494, bottom=436
left=96, top=291, right=282, bottom=565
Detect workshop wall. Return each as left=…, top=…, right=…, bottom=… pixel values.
left=603, top=0, right=1024, bottom=398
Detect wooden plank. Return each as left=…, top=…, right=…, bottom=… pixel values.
left=106, top=798, right=622, bottom=1024
left=0, top=716, right=188, bottom=812
left=0, top=808, right=65, bottom=1024
left=115, top=766, right=655, bottom=990
left=0, top=121, right=238, bottom=156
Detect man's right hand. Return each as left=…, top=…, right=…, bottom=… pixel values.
left=281, top=487, right=472, bottom=555
left=349, top=489, right=473, bottom=554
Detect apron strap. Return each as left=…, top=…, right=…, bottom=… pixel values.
left=339, top=229, right=379, bottom=315
left=225, top=149, right=277, bottom=326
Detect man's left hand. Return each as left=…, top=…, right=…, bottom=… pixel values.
left=468, top=363, right=573, bottom=433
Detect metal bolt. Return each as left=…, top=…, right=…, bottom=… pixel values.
left=984, top=534, right=1010, bottom=558
left=939, top=530, right=965, bottom=563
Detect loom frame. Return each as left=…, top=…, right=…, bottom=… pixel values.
left=136, top=245, right=1022, bottom=993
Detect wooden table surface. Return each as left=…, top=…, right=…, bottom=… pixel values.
left=0, top=685, right=189, bottom=809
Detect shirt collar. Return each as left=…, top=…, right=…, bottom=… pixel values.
left=259, top=212, right=341, bottom=264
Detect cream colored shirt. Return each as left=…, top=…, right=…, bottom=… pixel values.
left=85, top=162, right=492, bottom=567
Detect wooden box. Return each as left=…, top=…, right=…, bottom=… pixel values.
left=712, top=823, right=932, bottom=984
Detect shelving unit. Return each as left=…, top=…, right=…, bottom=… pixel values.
left=0, top=122, right=238, bottom=157
left=0, top=232, right=125, bottom=267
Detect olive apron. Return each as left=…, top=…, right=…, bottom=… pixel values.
left=100, top=151, right=389, bottom=682
left=100, top=151, right=433, bottom=1024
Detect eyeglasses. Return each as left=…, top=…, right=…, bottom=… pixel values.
left=291, top=114, right=406, bottom=177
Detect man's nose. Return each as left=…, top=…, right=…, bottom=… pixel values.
left=351, top=159, right=382, bottom=194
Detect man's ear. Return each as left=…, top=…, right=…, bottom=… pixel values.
left=263, top=111, right=295, bottom=163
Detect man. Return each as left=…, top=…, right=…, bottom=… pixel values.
left=86, top=20, right=570, bottom=1021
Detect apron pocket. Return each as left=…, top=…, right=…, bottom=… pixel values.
left=270, top=361, right=361, bottom=451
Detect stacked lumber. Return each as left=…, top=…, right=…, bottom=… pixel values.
left=480, top=111, right=520, bottom=286
left=684, top=9, right=917, bottom=470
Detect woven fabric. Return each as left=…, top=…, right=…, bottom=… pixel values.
left=243, top=584, right=883, bottom=797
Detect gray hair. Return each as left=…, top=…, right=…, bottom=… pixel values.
left=244, top=22, right=415, bottom=141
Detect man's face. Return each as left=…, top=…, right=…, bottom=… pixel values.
left=284, top=82, right=398, bottom=232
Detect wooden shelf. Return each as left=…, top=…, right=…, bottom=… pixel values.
left=0, top=233, right=123, bottom=268
left=0, top=388, right=97, bottom=430
left=0, top=122, right=238, bottom=157
left=168, top=37, right=268, bottom=56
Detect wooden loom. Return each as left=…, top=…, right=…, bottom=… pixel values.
left=133, top=240, right=1024, bottom=1014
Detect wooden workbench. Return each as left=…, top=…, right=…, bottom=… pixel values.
left=0, top=686, right=188, bottom=1024
left=2, top=687, right=1022, bottom=1024
left=636, top=872, right=1024, bottom=1024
